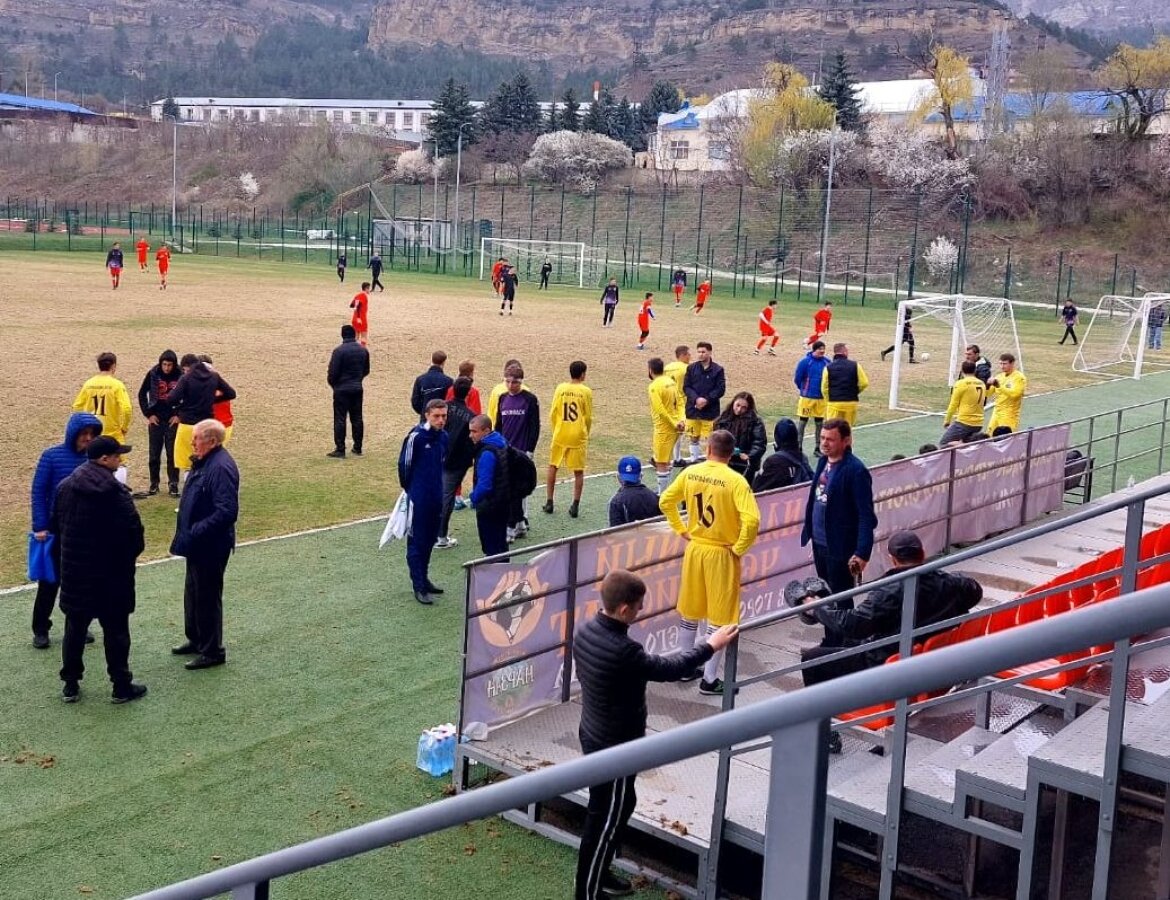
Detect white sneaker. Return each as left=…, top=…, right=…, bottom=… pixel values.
left=435, top=537, right=458, bottom=549
left=506, top=527, right=517, bottom=543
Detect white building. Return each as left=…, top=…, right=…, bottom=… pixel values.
left=150, top=97, right=439, bottom=142
left=646, top=79, right=988, bottom=173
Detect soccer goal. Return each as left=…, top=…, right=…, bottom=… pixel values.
left=1073, top=294, right=1170, bottom=380
left=888, top=295, right=1023, bottom=413
left=479, top=238, right=593, bottom=289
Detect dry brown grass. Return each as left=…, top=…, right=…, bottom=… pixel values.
left=2, top=251, right=1104, bottom=584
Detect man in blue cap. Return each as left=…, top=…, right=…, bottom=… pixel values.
left=607, top=456, right=661, bottom=527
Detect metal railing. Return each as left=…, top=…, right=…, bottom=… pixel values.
left=131, top=479, right=1170, bottom=899
left=130, top=584, right=1170, bottom=899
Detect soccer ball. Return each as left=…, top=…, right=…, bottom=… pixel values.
left=920, top=352, right=931, bottom=362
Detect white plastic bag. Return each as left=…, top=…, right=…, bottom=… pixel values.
left=379, top=492, right=412, bottom=548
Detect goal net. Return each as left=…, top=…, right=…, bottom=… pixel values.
left=479, top=238, right=594, bottom=289
left=888, top=295, right=1023, bottom=414
left=1072, top=294, right=1170, bottom=379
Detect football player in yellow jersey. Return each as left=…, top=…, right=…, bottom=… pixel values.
left=543, top=360, right=594, bottom=518
left=663, top=345, right=690, bottom=467
left=987, top=352, right=1027, bottom=434
left=940, top=360, right=987, bottom=444
left=72, top=351, right=133, bottom=444
left=647, top=357, right=685, bottom=494
left=660, top=429, right=761, bottom=695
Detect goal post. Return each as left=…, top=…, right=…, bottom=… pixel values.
left=888, top=295, right=1024, bottom=413
left=479, top=237, right=590, bottom=289
left=1073, top=293, right=1170, bottom=380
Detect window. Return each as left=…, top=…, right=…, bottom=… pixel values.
left=418, top=112, right=429, bottom=131
left=315, top=110, right=327, bottom=122
left=669, top=140, right=690, bottom=160
left=708, top=141, right=730, bottom=160
left=332, top=110, right=343, bottom=123
left=218, top=109, right=229, bottom=120
left=233, top=109, right=245, bottom=120
left=350, top=111, right=361, bottom=124
left=402, top=112, right=413, bottom=130
left=183, top=108, right=193, bottom=119
left=250, top=109, right=260, bottom=122
left=202, top=109, right=212, bottom=121
left=647, top=133, right=658, bottom=152
left=298, top=108, right=310, bottom=122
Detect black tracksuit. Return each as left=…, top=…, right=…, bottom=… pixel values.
left=328, top=337, right=370, bottom=453
left=138, top=362, right=181, bottom=489
left=411, top=366, right=453, bottom=421
left=573, top=612, right=713, bottom=899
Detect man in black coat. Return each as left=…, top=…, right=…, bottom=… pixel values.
left=682, top=341, right=725, bottom=462
left=573, top=569, right=738, bottom=900
left=327, top=324, right=370, bottom=458
left=171, top=419, right=240, bottom=669
left=799, top=530, right=983, bottom=682
left=137, top=349, right=182, bottom=495
left=437, top=377, right=476, bottom=549
left=53, top=436, right=147, bottom=703
left=410, top=351, right=453, bottom=421
left=607, top=457, right=661, bottom=527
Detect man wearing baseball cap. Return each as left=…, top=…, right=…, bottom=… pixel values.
left=800, top=529, right=983, bottom=685
left=607, top=456, right=661, bottom=527
left=51, top=435, right=147, bottom=704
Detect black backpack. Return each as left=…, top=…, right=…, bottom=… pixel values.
left=505, top=446, right=538, bottom=501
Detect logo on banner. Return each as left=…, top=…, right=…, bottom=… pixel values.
left=478, top=571, right=550, bottom=714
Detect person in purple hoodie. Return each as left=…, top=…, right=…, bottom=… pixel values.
left=29, top=412, right=103, bottom=648
left=495, top=364, right=540, bottom=541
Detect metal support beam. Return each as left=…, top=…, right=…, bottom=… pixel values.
left=762, top=719, right=828, bottom=900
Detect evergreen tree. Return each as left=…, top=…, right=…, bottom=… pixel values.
left=161, top=97, right=180, bottom=120
left=429, top=78, right=477, bottom=156
left=558, top=86, right=580, bottom=131
left=639, top=79, right=682, bottom=133
left=481, top=72, right=543, bottom=135
left=583, top=87, right=618, bottom=136
left=817, top=51, right=864, bottom=132
left=615, top=96, right=645, bottom=150
left=545, top=102, right=558, bottom=132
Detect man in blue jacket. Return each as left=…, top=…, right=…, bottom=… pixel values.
left=468, top=414, right=511, bottom=556
left=682, top=341, right=725, bottom=462
left=29, top=412, right=103, bottom=648
left=171, top=419, right=240, bottom=669
left=793, top=340, right=830, bottom=455
left=399, top=399, right=449, bottom=604
left=801, top=418, right=878, bottom=602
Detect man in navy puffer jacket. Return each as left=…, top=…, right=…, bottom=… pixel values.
left=29, top=412, right=102, bottom=647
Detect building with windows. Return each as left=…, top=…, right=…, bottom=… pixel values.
left=149, top=97, right=438, bottom=142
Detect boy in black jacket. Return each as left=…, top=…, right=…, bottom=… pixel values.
left=574, top=569, right=738, bottom=900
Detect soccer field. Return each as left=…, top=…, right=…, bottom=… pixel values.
left=1, top=249, right=1166, bottom=897
left=1, top=251, right=1114, bottom=587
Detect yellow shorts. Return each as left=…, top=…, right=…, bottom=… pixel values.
left=796, top=397, right=827, bottom=420
left=825, top=401, right=858, bottom=427
left=686, top=418, right=714, bottom=442
left=549, top=441, right=586, bottom=471
left=175, top=423, right=196, bottom=471
left=677, top=541, right=742, bottom=626
left=175, top=423, right=233, bottom=470
left=987, top=412, right=1018, bottom=434
left=652, top=427, right=678, bottom=465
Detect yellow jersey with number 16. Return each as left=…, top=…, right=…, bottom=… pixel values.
left=659, top=459, right=760, bottom=556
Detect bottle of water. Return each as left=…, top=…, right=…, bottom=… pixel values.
left=416, top=731, right=435, bottom=774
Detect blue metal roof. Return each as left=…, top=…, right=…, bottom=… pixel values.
left=925, top=91, right=1118, bottom=124
left=0, top=92, right=95, bottom=115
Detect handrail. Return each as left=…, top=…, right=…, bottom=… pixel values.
left=130, top=585, right=1170, bottom=900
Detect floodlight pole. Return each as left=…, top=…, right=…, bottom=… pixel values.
left=453, top=121, right=472, bottom=262
left=816, top=110, right=838, bottom=304
left=163, top=114, right=179, bottom=239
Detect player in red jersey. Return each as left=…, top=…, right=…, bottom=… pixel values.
left=350, top=282, right=371, bottom=346
left=491, top=257, right=507, bottom=295
left=636, top=292, right=655, bottom=350
left=755, top=299, right=779, bottom=355
left=806, top=301, right=832, bottom=346
left=136, top=237, right=150, bottom=271
left=692, top=278, right=712, bottom=314
left=155, top=243, right=172, bottom=290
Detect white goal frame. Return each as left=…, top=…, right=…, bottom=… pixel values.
left=479, top=238, right=589, bottom=289
left=1072, top=293, right=1170, bottom=380
left=888, top=294, right=1026, bottom=413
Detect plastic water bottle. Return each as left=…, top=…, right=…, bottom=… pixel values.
left=417, top=724, right=458, bottom=776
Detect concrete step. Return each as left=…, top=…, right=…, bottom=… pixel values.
left=955, top=709, right=1066, bottom=812
left=827, top=736, right=941, bottom=831
left=903, top=726, right=1000, bottom=817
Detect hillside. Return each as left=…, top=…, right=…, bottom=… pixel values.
left=1, top=0, right=1104, bottom=107
left=1005, top=0, right=1170, bottom=32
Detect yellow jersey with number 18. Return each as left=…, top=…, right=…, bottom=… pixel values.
left=659, top=459, right=760, bottom=556
left=549, top=381, right=594, bottom=448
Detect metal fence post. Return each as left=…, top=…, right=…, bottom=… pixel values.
left=703, top=637, right=739, bottom=900
left=861, top=187, right=873, bottom=306
left=1160, top=398, right=1168, bottom=475
left=1020, top=429, right=1035, bottom=527
left=1055, top=251, right=1064, bottom=313
left=944, top=447, right=958, bottom=550
left=906, top=190, right=921, bottom=300
left=693, top=183, right=705, bottom=289
left=761, top=719, right=828, bottom=900
left=231, top=881, right=270, bottom=899
left=560, top=542, right=579, bottom=703
left=1112, top=410, right=1123, bottom=493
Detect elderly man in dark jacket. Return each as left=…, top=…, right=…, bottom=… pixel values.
left=327, top=324, right=370, bottom=458
left=800, top=530, right=983, bottom=680
left=573, top=569, right=737, bottom=900
left=30, top=411, right=102, bottom=648
left=171, top=419, right=240, bottom=670
left=53, top=436, right=147, bottom=703
left=801, top=418, right=877, bottom=602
